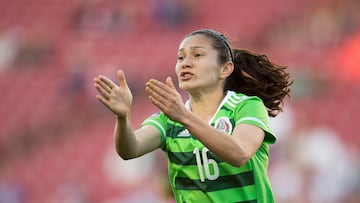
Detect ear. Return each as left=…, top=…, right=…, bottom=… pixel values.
left=219, top=61, right=234, bottom=79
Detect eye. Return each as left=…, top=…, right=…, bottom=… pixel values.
left=194, top=53, right=203, bottom=58
left=177, top=55, right=184, bottom=61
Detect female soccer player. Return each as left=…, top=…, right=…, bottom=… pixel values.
left=94, top=29, right=292, bottom=203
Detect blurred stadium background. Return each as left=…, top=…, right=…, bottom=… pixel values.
left=0, top=0, right=359, bottom=202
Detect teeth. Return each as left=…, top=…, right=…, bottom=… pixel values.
left=181, top=72, right=192, bottom=77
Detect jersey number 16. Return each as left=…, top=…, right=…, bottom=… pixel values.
left=193, top=147, right=220, bottom=182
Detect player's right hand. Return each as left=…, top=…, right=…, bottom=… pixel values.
left=94, top=70, right=133, bottom=117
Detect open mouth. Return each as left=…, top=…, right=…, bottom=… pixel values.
left=180, top=72, right=194, bottom=80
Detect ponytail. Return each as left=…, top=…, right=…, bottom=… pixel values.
left=185, top=29, right=293, bottom=117
left=225, top=49, right=293, bottom=117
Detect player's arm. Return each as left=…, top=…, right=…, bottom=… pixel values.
left=181, top=117, right=264, bottom=167
left=145, top=77, right=264, bottom=167
left=114, top=117, right=161, bottom=160
left=94, top=70, right=161, bottom=160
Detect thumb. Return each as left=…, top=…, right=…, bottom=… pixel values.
left=117, top=70, right=128, bottom=88
left=165, top=77, right=176, bottom=90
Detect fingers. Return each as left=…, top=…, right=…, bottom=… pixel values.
left=95, top=94, right=110, bottom=106
left=94, top=77, right=114, bottom=102
left=147, top=78, right=175, bottom=94
left=93, top=70, right=134, bottom=117
left=146, top=80, right=169, bottom=111
left=146, top=79, right=171, bottom=101
left=117, top=70, right=129, bottom=88
left=94, top=73, right=120, bottom=106
left=94, top=83, right=111, bottom=100
left=103, top=76, right=117, bottom=89
left=165, top=77, right=176, bottom=90
left=94, top=75, right=116, bottom=92
left=95, top=77, right=111, bottom=94
left=146, top=78, right=182, bottom=113
left=148, top=94, right=166, bottom=110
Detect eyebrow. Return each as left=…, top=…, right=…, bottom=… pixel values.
left=178, top=46, right=207, bottom=52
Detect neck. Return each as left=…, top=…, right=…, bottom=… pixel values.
left=188, top=90, right=227, bottom=122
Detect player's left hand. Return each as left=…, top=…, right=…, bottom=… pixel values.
left=146, top=77, right=188, bottom=123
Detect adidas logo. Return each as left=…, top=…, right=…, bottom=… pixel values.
left=178, top=129, right=191, bottom=137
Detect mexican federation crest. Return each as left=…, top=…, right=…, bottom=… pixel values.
left=214, top=117, right=233, bottom=135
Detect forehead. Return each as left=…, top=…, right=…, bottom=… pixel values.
left=178, top=34, right=212, bottom=51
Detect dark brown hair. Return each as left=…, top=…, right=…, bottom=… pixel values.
left=186, top=29, right=293, bottom=117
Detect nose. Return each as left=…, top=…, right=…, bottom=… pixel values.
left=180, top=56, right=192, bottom=69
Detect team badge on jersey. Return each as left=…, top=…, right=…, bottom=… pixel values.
left=214, top=117, right=233, bottom=134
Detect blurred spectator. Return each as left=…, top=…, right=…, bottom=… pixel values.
left=0, top=0, right=359, bottom=202
left=59, top=40, right=99, bottom=129
left=62, top=41, right=92, bottom=95
left=262, top=0, right=360, bottom=55
left=149, top=0, right=196, bottom=28
left=334, top=32, right=360, bottom=82
left=69, top=0, right=137, bottom=36
left=49, top=179, right=91, bottom=203
left=102, top=146, right=167, bottom=203
left=293, top=126, right=350, bottom=203
left=103, top=145, right=156, bottom=187
left=0, top=26, right=20, bottom=71
left=269, top=110, right=357, bottom=203
left=0, top=174, right=27, bottom=203
left=13, top=27, right=53, bottom=69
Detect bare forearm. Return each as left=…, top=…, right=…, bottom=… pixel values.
left=114, top=116, right=138, bottom=160
left=181, top=113, right=250, bottom=167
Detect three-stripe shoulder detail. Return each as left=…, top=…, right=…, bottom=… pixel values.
left=226, top=93, right=249, bottom=108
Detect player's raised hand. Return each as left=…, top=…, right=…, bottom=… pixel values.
left=94, top=70, right=133, bottom=117
left=146, top=77, right=188, bottom=123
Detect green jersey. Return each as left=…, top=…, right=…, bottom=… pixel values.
left=142, top=91, right=276, bottom=203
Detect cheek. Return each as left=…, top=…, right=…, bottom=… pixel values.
left=175, top=63, right=181, bottom=77
left=202, top=67, right=221, bottom=83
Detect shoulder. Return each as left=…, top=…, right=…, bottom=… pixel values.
left=224, top=91, right=264, bottom=110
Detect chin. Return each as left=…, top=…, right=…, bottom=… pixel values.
left=180, top=81, right=206, bottom=92
left=178, top=85, right=189, bottom=91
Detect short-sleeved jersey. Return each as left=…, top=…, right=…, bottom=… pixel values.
left=142, top=91, right=276, bottom=203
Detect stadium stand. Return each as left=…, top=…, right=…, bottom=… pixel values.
left=0, top=0, right=359, bottom=202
